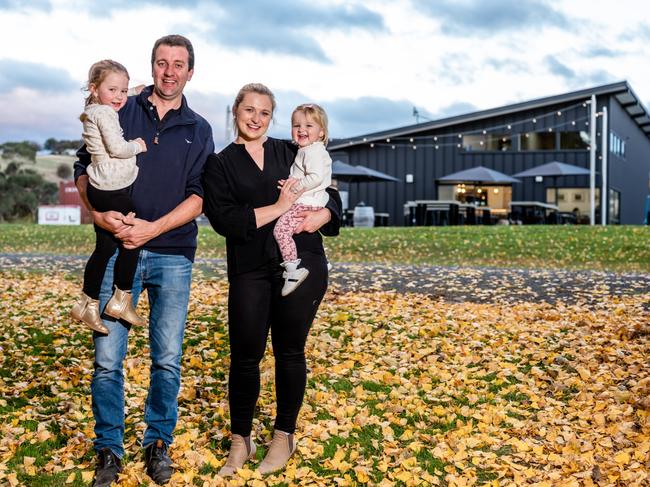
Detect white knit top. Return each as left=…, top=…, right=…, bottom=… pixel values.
left=83, top=103, right=143, bottom=191
left=290, top=141, right=332, bottom=207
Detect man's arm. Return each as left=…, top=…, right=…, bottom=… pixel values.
left=119, top=194, right=203, bottom=249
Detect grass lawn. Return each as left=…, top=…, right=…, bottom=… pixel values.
left=1, top=223, right=649, bottom=272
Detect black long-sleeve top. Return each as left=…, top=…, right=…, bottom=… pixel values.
left=202, top=137, right=341, bottom=279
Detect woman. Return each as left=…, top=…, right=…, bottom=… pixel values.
left=201, top=83, right=341, bottom=476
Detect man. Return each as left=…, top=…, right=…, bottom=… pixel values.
left=74, top=34, right=214, bottom=486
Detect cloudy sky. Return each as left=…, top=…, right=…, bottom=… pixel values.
left=1, top=0, right=649, bottom=149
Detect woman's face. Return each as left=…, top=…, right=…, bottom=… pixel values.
left=235, top=92, right=273, bottom=141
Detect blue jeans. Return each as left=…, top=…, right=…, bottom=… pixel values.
left=91, top=250, right=192, bottom=457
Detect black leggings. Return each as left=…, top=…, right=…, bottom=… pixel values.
left=227, top=251, right=328, bottom=435
left=82, top=184, right=139, bottom=299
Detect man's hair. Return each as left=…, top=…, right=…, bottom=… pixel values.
left=151, top=34, right=194, bottom=71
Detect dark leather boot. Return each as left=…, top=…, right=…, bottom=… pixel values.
left=92, top=448, right=122, bottom=487
left=144, top=439, right=173, bottom=485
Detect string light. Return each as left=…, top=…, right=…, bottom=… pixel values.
left=335, top=100, right=593, bottom=150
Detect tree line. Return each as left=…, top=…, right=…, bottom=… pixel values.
left=0, top=139, right=81, bottom=222
left=0, top=138, right=83, bottom=162
left=0, top=161, right=58, bottom=222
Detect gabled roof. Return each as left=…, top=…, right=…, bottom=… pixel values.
left=329, top=81, right=650, bottom=150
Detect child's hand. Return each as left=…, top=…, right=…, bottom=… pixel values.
left=134, top=138, right=147, bottom=152
left=133, top=84, right=146, bottom=95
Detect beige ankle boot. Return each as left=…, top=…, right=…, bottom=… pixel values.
left=257, top=430, right=297, bottom=475
left=218, top=434, right=256, bottom=477
left=71, top=293, right=109, bottom=334
left=104, top=288, right=147, bottom=327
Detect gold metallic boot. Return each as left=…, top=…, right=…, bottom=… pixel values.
left=218, top=434, right=257, bottom=477
left=104, top=288, right=147, bottom=327
left=71, top=293, right=109, bottom=334
left=257, top=430, right=297, bottom=475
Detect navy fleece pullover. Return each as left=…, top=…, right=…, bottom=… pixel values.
left=74, top=86, right=214, bottom=260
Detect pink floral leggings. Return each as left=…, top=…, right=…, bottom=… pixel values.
left=273, top=203, right=321, bottom=262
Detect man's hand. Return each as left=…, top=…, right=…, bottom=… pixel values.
left=295, top=207, right=332, bottom=234
left=92, top=210, right=131, bottom=233
left=116, top=215, right=162, bottom=249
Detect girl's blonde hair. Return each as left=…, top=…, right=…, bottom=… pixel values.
left=292, top=103, right=329, bottom=145
left=80, top=60, right=129, bottom=121
left=231, top=83, right=276, bottom=136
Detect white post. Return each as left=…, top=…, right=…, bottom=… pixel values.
left=601, top=106, right=608, bottom=225
left=589, top=95, right=597, bottom=225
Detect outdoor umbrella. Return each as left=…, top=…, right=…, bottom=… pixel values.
left=331, top=160, right=367, bottom=180
left=438, top=165, right=521, bottom=184
left=332, top=160, right=399, bottom=206
left=513, top=161, right=591, bottom=205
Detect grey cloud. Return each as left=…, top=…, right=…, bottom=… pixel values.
left=584, top=70, right=615, bottom=86
left=433, top=101, right=478, bottom=120
left=84, top=0, right=385, bottom=63
left=0, top=92, right=81, bottom=145
left=437, top=54, right=476, bottom=85
left=415, top=0, right=569, bottom=36
left=485, top=58, right=529, bottom=73
left=201, top=1, right=385, bottom=62
left=545, top=55, right=575, bottom=80
left=582, top=46, right=623, bottom=58
left=544, top=55, right=614, bottom=88
left=0, top=59, right=77, bottom=92
left=323, top=96, right=434, bottom=138
left=620, top=22, right=650, bottom=41
left=0, top=0, right=50, bottom=10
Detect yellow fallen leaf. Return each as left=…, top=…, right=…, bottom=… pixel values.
left=614, top=451, right=630, bottom=465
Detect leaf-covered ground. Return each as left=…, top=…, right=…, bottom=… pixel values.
left=1, top=265, right=649, bottom=486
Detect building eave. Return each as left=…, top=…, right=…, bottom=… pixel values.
left=329, top=81, right=650, bottom=150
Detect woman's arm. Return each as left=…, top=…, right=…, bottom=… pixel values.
left=295, top=187, right=342, bottom=235
left=202, top=154, right=303, bottom=241
left=253, top=178, right=303, bottom=227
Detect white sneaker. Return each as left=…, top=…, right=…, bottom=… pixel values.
left=281, top=259, right=310, bottom=296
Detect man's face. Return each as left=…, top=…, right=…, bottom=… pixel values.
left=151, top=44, right=193, bottom=102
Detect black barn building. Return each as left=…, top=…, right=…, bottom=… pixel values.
left=329, top=81, right=650, bottom=225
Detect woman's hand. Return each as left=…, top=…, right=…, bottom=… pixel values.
left=275, top=178, right=303, bottom=213
left=295, top=207, right=332, bottom=233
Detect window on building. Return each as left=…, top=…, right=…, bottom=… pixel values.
left=462, top=135, right=486, bottom=151
left=560, top=131, right=590, bottom=150
left=608, top=189, right=620, bottom=224
left=609, top=132, right=626, bottom=159
left=520, top=132, right=556, bottom=150
left=486, top=135, right=513, bottom=151
left=462, top=134, right=513, bottom=151
left=546, top=187, right=600, bottom=216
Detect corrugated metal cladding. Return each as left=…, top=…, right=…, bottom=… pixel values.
left=330, top=91, right=650, bottom=225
